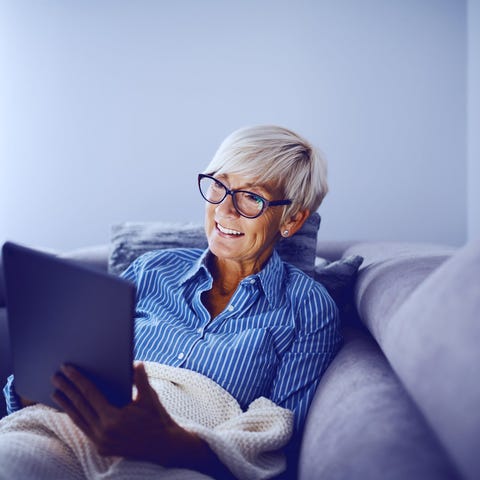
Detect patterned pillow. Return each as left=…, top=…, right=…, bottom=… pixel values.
left=109, top=213, right=321, bottom=277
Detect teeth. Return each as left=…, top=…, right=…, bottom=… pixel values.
left=217, top=223, right=242, bottom=235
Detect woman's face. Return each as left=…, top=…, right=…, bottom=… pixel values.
left=204, top=172, right=285, bottom=273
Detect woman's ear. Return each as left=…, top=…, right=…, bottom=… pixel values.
left=280, top=209, right=310, bottom=238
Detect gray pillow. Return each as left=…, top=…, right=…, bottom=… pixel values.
left=109, top=213, right=321, bottom=277
left=314, top=255, right=364, bottom=309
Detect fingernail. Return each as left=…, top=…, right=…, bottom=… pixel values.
left=60, top=364, right=73, bottom=376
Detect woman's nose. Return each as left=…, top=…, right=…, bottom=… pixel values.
left=215, top=193, right=238, bottom=217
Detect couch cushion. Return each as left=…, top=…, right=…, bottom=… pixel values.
left=109, top=213, right=321, bottom=277
left=299, top=325, right=459, bottom=480
left=380, top=239, right=480, bottom=480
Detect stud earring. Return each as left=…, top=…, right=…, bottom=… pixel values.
left=282, top=230, right=289, bottom=237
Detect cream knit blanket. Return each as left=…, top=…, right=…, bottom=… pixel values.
left=0, top=362, right=293, bottom=480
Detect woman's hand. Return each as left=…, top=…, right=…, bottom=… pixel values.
left=19, top=396, right=37, bottom=408
left=51, top=362, right=189, bottom=465
left=52, top=362, right=234, bottom=477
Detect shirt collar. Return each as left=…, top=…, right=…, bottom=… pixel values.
left=179, top=248, right=286, bottom=307
left=179, top=248, right=212, bottom=285
left=254, top=249, right=285, bottom=307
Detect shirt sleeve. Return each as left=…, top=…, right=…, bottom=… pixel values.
left=119, top=250, right=161, bottom=284
left=269, top=284, right=342, bottom=433
left=3, top=374, right=22, bottom=415
left=120, top=258, right=140, bottom=283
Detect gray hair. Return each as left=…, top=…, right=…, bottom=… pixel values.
left=203, top=125, right=328, bottom=220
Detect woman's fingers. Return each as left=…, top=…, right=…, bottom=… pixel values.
left=51, top=365, right=108, bottom=427
left=62, top=364, right=112, bottom=412
left=133, top=362, right=156, bottom=400
left=51, top=387, right=93, bottom=435
left=50, top=361, right=186, bottom=461
left=134, top=364, right=164, bottom=406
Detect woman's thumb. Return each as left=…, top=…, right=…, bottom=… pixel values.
left=133, top=362, right=154, bottom=397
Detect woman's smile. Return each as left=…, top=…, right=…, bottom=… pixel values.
left=216, top=222, right=244, bottom=237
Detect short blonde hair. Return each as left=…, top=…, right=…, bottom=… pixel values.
left=203, top=125, right=328, bottom=220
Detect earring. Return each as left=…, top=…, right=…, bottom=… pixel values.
left=282, top=230, right=289, bottom=237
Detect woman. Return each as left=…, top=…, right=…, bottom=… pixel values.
left=2, top=125, right=341, bottom=479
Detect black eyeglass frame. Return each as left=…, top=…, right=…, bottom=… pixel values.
left=198, top=173, right=292, bottom=219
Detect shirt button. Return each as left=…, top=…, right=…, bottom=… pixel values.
left=227, top=305, right=234, bottom=312
left=178, top=352, right=185, bottom=360
left=197, top=328, right=202, bottom=334
left=250, top=279, right=256, bottom=284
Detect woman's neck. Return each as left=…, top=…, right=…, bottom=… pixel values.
left=202, top=254, right=262, bottom=318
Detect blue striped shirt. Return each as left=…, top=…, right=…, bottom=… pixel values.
left=4, top=248, right=341, bottom=432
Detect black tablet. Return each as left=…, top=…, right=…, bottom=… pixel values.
left=2, top=241, right=135, bottom=408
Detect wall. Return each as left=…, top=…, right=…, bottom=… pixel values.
left=468, top=0, right=480, bottom=241
left=0, top=0, right=467, bottom=251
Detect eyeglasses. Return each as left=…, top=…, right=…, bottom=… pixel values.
left=198, top=174, right=292, bottom=219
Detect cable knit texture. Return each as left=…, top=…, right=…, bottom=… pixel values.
left=0, top=362, right=293, bottom=480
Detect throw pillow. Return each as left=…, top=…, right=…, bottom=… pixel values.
left=109, top=213, right=321, bottom=277
left=314, top=255, right=364, bottom=310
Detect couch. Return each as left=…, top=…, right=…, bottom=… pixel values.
left=0, top=233, right=479, bottom=480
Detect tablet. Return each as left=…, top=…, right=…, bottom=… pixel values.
left=2, top=241, right=135, bottom=409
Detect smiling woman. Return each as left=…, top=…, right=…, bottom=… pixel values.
left=200, top=170, right=299, bottom=282
left=199, top=126, right=328, bottom=284
left=1, top=125, right=341, bottom=480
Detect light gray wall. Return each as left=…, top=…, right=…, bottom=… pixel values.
left=468, top=0, right=480, bottom=241
left=0, top=0, right=467, bottom=251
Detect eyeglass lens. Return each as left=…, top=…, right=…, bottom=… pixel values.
left=199, top=176, right=265, bottom=218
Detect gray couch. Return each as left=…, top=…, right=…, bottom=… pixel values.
left=1, top=238, right=479, bottom=480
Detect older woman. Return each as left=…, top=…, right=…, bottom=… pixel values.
left=2, top=125, right=341, bottom=479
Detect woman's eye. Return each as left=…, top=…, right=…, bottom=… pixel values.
left=212, top=181, right=224, bottom=191
left=245, top=193, right=264, bottom=206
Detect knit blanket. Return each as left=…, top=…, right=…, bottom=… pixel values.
left=0, top=362, right=293, bottom=480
